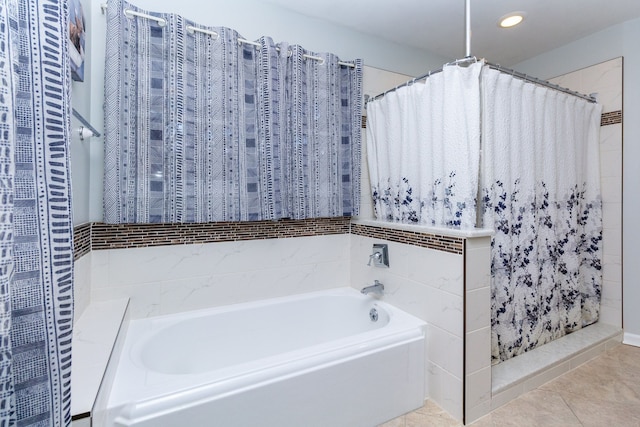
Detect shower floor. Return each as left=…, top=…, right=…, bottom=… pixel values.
left=491, top=322, right=621, bottom=398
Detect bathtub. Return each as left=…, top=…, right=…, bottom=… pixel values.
left=104, top=287, right=426, bottom=427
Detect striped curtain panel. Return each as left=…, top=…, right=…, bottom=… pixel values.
left=103, top=0, right=362, bottom=224
left=0, top=0, right=74, bottom=425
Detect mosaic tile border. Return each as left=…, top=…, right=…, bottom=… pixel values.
left=74, top=222, right=91, bottom=261
left=78, top=217, right=350, bottom=251
left=73, top=217, right=464, bottom=258
left=601, top=110, right=622, bottom=126
left=351, top=223, right=464, bottom=254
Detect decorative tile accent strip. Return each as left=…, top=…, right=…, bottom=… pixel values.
left=90, top=217, right=351, bottom=250
left=601, top=110, right=622, bottom=126
left=74, top=222, right=92, bottom=260
left=351, top=223, right=464, bottom=254
left=362, top=115, right=367, bottom=129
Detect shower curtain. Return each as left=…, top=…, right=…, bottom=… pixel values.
left=0, top=0, right=74, bottom=425
left=366, top=61, right=602, bottom=362
left=366, top=62, right=481, bottom=228
left=481, top=68, right=603, bottom=362
left=103, top=0, right=362, bottom=224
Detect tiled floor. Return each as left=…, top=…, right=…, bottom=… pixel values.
left=381, top=344, right=640, bottom=426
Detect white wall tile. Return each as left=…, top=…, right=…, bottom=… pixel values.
left=378, top=277, right=431, bottom=321
left=428, top=325, right=463, bottom=379
left=427, top=361, right=463, bottom=421
left=602, top=256, right=622, bottom=283
left=74, top=253, right=92, bottom=322
left=466, top=327, right=491, bottom=374
left=158, top=261, right=349, bottom=315
left=426, top=286, right=464, bottom=337
left=439, top=370, right=463, bottom=422
left=465, top=400, right=492, bottom=424
left=599, top=123, right=622, bottom=152
left=601, top=176, right=622, bottom=203
left=465, top=366, right=491, bottom=410
left=465, top=246, right=491, bottom=291
left=603, top=202, right=622, bottom=229
left=90, top=235, right=350, bottom=317
left=602, top=227, right=622, bottom=257
left=466, top=287, right=491, bottom=332
left=465, top=236, right=491, bottom=250
left=600, top=149, right=623, bottom=178
left=92, top=282, right=160, bottom=319
left=406, top=247, right=463, bottom=296
left=90, top=249, right=110, bottom=288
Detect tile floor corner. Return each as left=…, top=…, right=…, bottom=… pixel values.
left=380, top=344, right=640, bottom=427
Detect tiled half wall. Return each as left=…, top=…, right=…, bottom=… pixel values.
left=72, top=218, right=476, bottom=422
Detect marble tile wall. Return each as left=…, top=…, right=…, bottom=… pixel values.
left=89, top=234, right=350, bottom=318
left=464, top=236, right=493, bottom=423
left=350, top=232, right=465, bottom=421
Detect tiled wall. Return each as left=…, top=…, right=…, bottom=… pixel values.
left=80, top=219, right=351, bottom=318
left=72, top=216, right=477, bottom=421
left=464, top=236, right=493, bottom=423
left=350, top=227, right=465, bottom=420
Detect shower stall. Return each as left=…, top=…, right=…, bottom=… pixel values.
left=362, top=3, right=623, bottom=422
left=363, top=55, right=625, bottom=424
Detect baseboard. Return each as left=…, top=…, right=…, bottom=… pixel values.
left=623, top=332, right=640, bottom=347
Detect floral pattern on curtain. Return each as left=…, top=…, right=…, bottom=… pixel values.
left=481, top=68, right=603, bottom=362
left=365, top=62, right=482, bottom=229
left=0, top=0, right=74, bottom=425
left=103, top=0, right=362, bottom=224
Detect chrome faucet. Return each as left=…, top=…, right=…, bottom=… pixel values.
left=361, top=280, right=384, bottom=296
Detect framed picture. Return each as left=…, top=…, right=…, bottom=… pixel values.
left=69, top=0, right=85, bottom=81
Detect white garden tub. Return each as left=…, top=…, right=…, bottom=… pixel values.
left=105, top=287, right=426, bottom=426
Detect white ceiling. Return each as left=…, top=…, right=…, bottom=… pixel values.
left=264, top=0, right=640, bottom=66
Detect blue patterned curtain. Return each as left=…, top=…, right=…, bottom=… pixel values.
left=481, top=68, right=603, bottom=363
left=0, top=0, right=74, bottom=425
left=103, top=0, right=362, bottom=224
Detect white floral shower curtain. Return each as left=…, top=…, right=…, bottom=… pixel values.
left=366, top=61, right=603, bottom=363
left=0, top=0, right=74, bottom=425
left=366, top=62, right=482, bottom=228
left=103, top=0, right=362, bottom=224
left=481, top=67, right=603, bottom=362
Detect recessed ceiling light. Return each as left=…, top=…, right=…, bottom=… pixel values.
left=499, top=12, right=525, bottom=28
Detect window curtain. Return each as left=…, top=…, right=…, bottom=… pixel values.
left=103, top=0, right=363, bottom=224
left=366, top=62, right=482, bottom=228
left=481, top=68, right=603, bottom=362
left=0, top=0, right=74, bottom=425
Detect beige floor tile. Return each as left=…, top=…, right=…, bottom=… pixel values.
left=561, top=391, right=640, bottom=427
left=378, top=416, right=405, bottom=427
left=541, top=359, right=640, bottom=403
left=394, top=344, right=640, bottom=427
left=405, top=403, right=463, bottom=427
left=482, top=389, right=582, bottom=427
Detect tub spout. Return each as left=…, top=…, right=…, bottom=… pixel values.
left=361, top=280, right=384, bottom=296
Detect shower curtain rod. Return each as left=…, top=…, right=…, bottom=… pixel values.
left=367, top=56, right=597, bottom=104
left=100, top=3, right=356, bottom=68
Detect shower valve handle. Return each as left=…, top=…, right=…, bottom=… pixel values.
left=368, top=252, right=382, bottom=266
